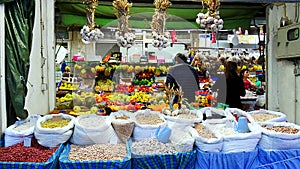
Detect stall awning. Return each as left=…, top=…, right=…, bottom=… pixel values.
left=56, top=3, right=264, bottom=30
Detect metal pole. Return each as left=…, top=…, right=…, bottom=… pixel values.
left=0, top=3, right=7, bottom=141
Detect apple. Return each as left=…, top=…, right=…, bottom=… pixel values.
left=90, top=106, right=98, bottom=114
left=81, top=69, right=87, bottom=74
left=73, top=106, right=81, bottom=113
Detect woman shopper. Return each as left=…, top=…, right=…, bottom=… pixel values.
left=212, top=61, right=245, bottom=109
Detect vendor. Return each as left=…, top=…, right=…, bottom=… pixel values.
left=165, top=53, right=199, bottom=103
left=240, top=69, right=257, bottom=90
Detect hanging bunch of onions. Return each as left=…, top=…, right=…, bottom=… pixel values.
left=151, top=0, right=172, bottom=50
left=113, top=0, right=135, bottom=48
left=195, top=0, right=223, bottom=32
left=80, top=0, right=104, bottom=44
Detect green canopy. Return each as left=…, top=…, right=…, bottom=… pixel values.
left=56, top=3, right=263, bottom=30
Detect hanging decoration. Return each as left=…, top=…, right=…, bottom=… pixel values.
left=196, top=0, right=223, bottom=32
left=80, top=0, right=104, bottom=44
left=113, top=0, right=135, bottom=48
left=151, top=0, right=172, bottom=50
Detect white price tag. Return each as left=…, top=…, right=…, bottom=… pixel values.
left=24, top=137, right=31, bottom=147
left=206, top=109, right=212, bottom=117
left=110, top=136, right=118, bottom=144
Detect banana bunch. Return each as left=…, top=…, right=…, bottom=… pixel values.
left=59, top=82, right=79, bottom=90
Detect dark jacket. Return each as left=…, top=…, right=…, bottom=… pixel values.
left=165, top=63, right=199, bottom=103
left=212, top=73, right=245, bottom=109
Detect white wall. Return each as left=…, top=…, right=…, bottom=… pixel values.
left=267, top=3, right=300, bottom=123
left=25, top=0, right=56, bottom=115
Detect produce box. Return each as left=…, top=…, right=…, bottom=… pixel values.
left=257, top=122, right=300, bottom=150
left=0, top=141, right=64, bottom=169
left=59, top=143, right=131, bottom=169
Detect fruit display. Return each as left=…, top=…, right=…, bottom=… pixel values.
left=132, top=69, right=155, bottom=86
left=195, top=90, right=214, bottom=107
left=94, top=79, right=115, bottom=92
left=56, top=61, right=219, bottom=115
left=58, top=81, right=80, bottom=91
left=129, top=91, right=151, bottom=103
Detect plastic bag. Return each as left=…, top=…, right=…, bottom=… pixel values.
left=169, top=124, right=195, bottom=152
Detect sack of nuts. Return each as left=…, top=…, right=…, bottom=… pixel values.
left=110, top=111, right=135, bottom=143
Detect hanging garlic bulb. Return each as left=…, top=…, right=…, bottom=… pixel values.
left=195, top=0, right=223, bottom=32
left=80, top=0, right=104, bottom=43
left=151, top=0, right=172, bottom=50
left=113, top=0, right=135, bottom=48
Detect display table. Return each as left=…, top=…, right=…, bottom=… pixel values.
left=195, top=146, right=300, bottom=169
left=195, top=147, right=260, bottom=169
left=132, top=150, right=196, bottom=169
left=59, top=144, right=131, bottom=169
left=257, top=147, right=300, bottom=169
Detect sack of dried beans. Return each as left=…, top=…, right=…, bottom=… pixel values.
left=110, top=111, right=135, bottom=143
left=133, top=109, right=166, bottom=141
